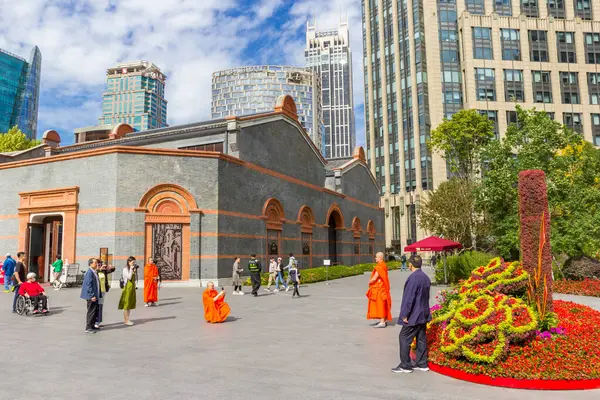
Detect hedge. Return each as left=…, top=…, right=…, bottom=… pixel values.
left=243, top=261, right=402, bottom=286
left=434, top=251, right=495, bottom=284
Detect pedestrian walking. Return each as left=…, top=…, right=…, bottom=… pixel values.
left=80, top=258, right=101, bottom=334
left=289, top=261, right=301, bottom=297
left=392, top=254, right=432, bottom=374
left=118, top=256, right=138, bottom=326
left=51, top=255, right=64, bottom=290
left=275, top=256, right=287, bottom=291
left=232, top=257, right=244, bottom=295
left=283, top=253, right=296, bottom=292
left=265, top=257, right=277, bottom=292
left=400, top=254, right=407, bottom=271
left=11, top=252, right=26, bottom=313
left=2, top=253, right=15, bottom=292
left=247, top=254, right=262, bottom=297
left=96, top=261, right=115, bottom=328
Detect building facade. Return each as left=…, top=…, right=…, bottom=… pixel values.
left=306, top=20, right=356, bottom=159
left=0, top=47, right=42, bottom=139
left=98, top=61, right=168, bottom=132
left=211, top=66, right=325, bottom=153
left=0, top=96, right=383, bottom=286
left=361, top=0, right=600, bottom=249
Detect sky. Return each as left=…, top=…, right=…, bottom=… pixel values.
left=0, top=0, right=366, bottom=147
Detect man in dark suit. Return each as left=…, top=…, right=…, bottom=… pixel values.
left=80, top=258, right=102, bottom=334
left=392, top=254, right=432, bottom=374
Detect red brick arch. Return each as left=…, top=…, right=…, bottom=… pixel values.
left=297, top=205, right=315, bottom=233
left=367, top=220, right=376, bottom=239
left=326, top=203, right=345, bottom=229
left=352, top=217, right=362, bottom=238
left=137, top=183, right=199, bottom=213
left=262, top=198, right=285, bottom=230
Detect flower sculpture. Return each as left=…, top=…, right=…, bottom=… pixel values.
left=431, top=258, right=538, bottom=364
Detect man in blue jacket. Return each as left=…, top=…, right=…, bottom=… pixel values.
left=80, top=258, right=102, bottom=334
left=392, top=254, right=431, bottom=374
left=2, top=253, right=16, bottom=292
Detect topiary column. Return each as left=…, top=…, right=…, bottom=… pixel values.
left=518, top=170, right=554, bottom=313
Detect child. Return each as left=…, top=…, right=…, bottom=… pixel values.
left=289, top=260, right=301, bottom=298
left=52, top=255, right=64, bottom=290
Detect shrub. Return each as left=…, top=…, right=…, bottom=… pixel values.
left=553, top=279, right=600, bottom=297
left=561, top=256, right=600, bottom=281
left=434, top=251, right=495, bottom=284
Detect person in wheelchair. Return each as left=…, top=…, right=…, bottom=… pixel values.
left=18, top=272, right=48, bottom=314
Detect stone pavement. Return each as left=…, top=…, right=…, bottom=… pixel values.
left=1, top=271, right=597, bottom=400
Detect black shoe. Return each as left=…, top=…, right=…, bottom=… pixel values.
left=85, top=329, right=96, bottom=334
left=391, top=366, right=413, bottom=374
left=253, top=293, right=258, bottom=297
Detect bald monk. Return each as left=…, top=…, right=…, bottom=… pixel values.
left=144, top=257, right=160, bottom=307
left=366, top=252, right=392, bottom=328
left=203, top=282, right=231, bottom=323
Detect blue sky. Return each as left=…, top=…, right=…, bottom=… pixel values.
left=0, top=0, right=365, bottom=147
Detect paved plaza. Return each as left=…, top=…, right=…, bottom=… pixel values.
left=1, top=270, right=598, bottom=400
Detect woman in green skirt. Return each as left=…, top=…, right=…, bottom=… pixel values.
left=118, top=256, right=137, bottom=326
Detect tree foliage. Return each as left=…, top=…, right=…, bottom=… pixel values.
left=429, top=109, right=495, bottom=181
left=477, top=106, right=600, bottom=258
left=419, top=178, right=489, bottom=248
left=0, top=126, right=40, bottom=152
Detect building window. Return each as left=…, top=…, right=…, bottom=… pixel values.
left=521, top=0, right=539, bottom=17
left=560, top=72, right=580, bottom=104
left=501, top=29, right=521, bottom=61
left=584, top=33, right=600, bottom=64
left=589, top=73, right=600, bottom=105
left=557, top=32, right=577, bottom=63
left=574, top=0, right=593, bottom=20
left=478, top=110, right=499, bottom=138
left=507, top=110, right=519, bottom=126
left=529, top=30, right=548, bottom=62
left=180, top=142, right=224, bottom=152
left=504, top=69, right=525, bottom=102
left=473, top=27, right=493, bottom=60
left=494, top=0, right=512, bottom=15
left=532, top=71, right=552, bottom=103
left=592, top=114, right=600, bottom=146
left=547, top=0, right=565, bottom=18
left=475, top=68, right=496, bottom=101
left=563, top=113, right=583, bottom=134
left=466, top=0, right=485, bottom=14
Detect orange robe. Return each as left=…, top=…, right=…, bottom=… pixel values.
left=366, top=261, right=393, bottom=321
left=144, top=263, right=159, bottom=303
left=203, top=288, right=231, bottom=323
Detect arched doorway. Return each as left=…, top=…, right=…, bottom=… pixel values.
left=298, top=206, right=315, bottom=268
left=367, top=220, right=376, bottom=257
left=263, top=198, right=285, bottom=269
left=352, top=217, right=362, bottom=265
left=326, top=204, right=344, bottom=264
left=138, top=184, right=199, bottom=281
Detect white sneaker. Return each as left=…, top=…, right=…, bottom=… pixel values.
left=264, top=288, right=270, bottom=292
left=239, top=291, right=245, bottom=295
left=124, top=321, right=134, bottom=326
left=54, top=288, right=59, bottom=291
left=233, top=291, right=239, bottom=295
left=274, top=289, right=279, bottom=292
left=145, top=304, right=149, bottom=307
left=286, top=287, right=290, bottom=292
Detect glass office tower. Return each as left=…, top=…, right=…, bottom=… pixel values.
left=0, top=46, right=42, bottom=139
left=98, top=61, right=168, bottom=131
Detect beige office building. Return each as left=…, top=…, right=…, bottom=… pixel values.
left=361, top=0, right=600, bottom=249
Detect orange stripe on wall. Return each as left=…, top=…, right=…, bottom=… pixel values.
left=76, top=255, right=144, bottom=261
left=76, top=232, right=144, bottom=237
left=201, top=209, right=264, bottom=220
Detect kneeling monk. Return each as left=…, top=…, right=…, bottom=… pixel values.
left=203, top=282, right=231, bottom=323
left=366, top=251, right=392, bottom=328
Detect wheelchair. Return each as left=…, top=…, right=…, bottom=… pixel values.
left=15, top=295, right=49, bottom=316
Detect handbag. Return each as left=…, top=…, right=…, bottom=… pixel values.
left=119, top=272, right=125, bottom=289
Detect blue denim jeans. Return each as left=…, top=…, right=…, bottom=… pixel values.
left=12, top=284, right=21, bottom=312
left=3, top=275, right=11, bottom=291
left=276, top=272, right=287, bottom=290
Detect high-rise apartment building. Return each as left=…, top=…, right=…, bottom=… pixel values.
left=98, top=61, right=168, bottom=132
left=211, top=66, right=324, bottom=152
left=0, top=46, right=42, bottom=139
left=306, top=19, right=356, bottom=159
left=362, top=0, right=600, bottom=249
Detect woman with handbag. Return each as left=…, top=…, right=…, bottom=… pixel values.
left=118, top=256, right=138, bottom=326
left=95, top=261, right=115, bottom=329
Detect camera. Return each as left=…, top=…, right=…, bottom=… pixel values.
left=133, top=263, right=140, bottom=270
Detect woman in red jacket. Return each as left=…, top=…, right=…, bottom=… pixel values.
left=19, top=272, right=48, bottom=314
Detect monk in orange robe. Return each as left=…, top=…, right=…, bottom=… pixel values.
left=203, top=282, right=231, bottom=323
left=144, top=257, right=160, bottom=307
left=366, top=251, right=392, bottom=328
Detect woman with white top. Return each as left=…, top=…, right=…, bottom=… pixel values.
left=118, top=256, right=137, bottom=326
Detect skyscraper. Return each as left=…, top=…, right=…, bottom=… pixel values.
left=98, top=61, right=168, bottom=131
left=362, top=0, right=600, bottom=249
left=211, top=66, right=324, bottom=152
left=306, top=19, right=356, bottom=159
left=0, top=46, right=42, bottom=139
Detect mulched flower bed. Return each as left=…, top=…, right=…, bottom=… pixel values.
left=553, top=279, right=600, bottom=298
left=428, top=300, right=600, bottom=385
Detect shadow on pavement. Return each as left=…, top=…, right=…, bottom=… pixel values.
left=224, top=316, right=242, bottom=322
left=154, top=301, right=182, bottom=307
left=101, top=316, right=177, bottom=330
left=157, top=297, right=182, bottom=301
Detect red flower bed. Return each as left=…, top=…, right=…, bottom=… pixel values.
left=553, top=279, right=600, bottom=298
left=428, top=300, right=600, bottom=381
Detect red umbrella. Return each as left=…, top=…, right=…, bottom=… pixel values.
left=404, top=236, right=462, bottom=285
left=404, top=236, right=462, bottom=252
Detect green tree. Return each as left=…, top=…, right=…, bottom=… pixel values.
left=429, top=109, right=495, bottom=181
left=0, top=126, right=40, bottom=152
left=477, top=106, right=600, bottom=258
left=419, top=178, right=489, bottom=248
